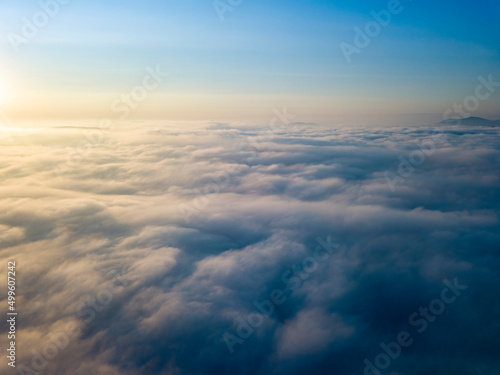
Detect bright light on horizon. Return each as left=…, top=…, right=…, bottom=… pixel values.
left=0, top=80, right=11, bottom=106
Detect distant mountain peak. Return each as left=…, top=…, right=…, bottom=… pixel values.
left=440, top=116, right=500, bottom=127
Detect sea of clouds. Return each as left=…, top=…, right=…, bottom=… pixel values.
left=0, top=120, right=499, bottom=375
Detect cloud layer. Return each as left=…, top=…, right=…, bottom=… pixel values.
left=1, top=121, right=499, bottom=375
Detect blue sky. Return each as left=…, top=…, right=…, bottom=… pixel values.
left=0, top=0, right=498, bottom=123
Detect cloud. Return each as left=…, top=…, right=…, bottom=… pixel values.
left=0, top=121, right=499, bottom=374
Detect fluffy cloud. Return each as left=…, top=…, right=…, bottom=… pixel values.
left=0, top=121, right=499, bottom=375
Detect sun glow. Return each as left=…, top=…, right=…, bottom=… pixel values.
left=0, top=80, right=10, bottom=106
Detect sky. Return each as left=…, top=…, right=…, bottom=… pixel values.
left=0, top=0, right=499, bottom=124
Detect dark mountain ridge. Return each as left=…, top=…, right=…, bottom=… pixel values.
left=440, top=116, right=500, bottom=126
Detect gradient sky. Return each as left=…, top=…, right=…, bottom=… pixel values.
left=0, top=0, right=499, bottom=124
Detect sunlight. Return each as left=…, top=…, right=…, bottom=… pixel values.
left=0, top=80, right=10, bottom=106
